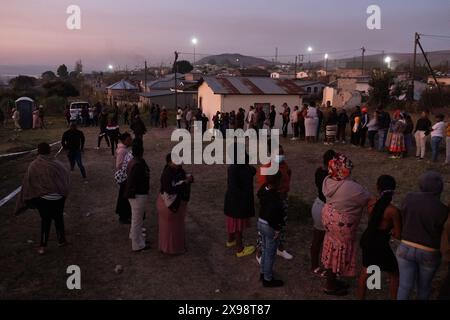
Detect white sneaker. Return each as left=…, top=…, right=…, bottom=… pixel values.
left=277, top=249, right=293, bottom=260
left=256, top=255, right=261, bottom=265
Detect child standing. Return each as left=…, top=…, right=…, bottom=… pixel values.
left=257, top=171, right=285, bottom=288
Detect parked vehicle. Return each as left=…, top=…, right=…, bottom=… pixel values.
left=70, top=102, right=91, bottom=122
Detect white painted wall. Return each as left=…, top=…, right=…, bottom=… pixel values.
left=198, top=82, right=222, bottom=126
left=198, top=82, right=302, bottom=133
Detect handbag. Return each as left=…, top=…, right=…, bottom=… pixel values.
left=114, top=152, right=132, bottom=184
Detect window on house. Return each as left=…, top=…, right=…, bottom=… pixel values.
left=307, top=87, right=312, bottom=93
left=314, top=87, right=318, bottom=93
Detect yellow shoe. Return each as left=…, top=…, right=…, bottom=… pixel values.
left=236, top=245, right=256, bottom=258
left=226, top=240, right=237, bottom=248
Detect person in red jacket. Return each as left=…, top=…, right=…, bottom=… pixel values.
left=256, top=145, right=293, bottom=263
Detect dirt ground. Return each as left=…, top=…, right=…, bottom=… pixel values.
left=0, top=122, right=449, bottom=300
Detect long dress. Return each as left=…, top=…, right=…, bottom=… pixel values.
left=157, top=166, right=191, bottom=255
left=305, top=107, right=319, bottom=137
left=389, top=119, right=406, bottom=153
left=321, top=177, right=370, bottom=277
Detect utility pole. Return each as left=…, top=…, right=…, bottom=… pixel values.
left=381, top=51, right=385, bottom=70
left=294, top=55, right=298, bottom=79
left=361, top=47, right=366, bottom=76
left=411, top=32, right=419, bottom=102
left=275, top=47, right=278, bottom=64
left=174, top=51, right=179, bottom=110
left=144, top=60, right=148, bottom=93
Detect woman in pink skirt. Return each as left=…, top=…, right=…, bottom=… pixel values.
left=157, top=153, right=194, bottom=255
left=321, top=153, right=371, bottom=296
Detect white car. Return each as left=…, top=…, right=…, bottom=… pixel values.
left=69, top=102, right=91, bottom=121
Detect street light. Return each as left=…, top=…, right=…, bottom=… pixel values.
left=307, top=46, right=313, bottom=70
left=108, top=64, right=114, bottom=71
left=192, top=37, right=198, bottom=67
left=384, top=56, right=392, bottom=69
left=324, top=53, right=329, bottom=74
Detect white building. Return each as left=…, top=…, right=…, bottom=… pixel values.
left=198, top=76, right=306, bottom=130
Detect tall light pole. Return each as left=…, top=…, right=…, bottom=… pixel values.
left=307, top=46, right=313, bottom=70
left=192, top=37, right=198, bottom=67
left=384, top=56, right=392, bottom=69
left=324, top=53, right=329, bottom=74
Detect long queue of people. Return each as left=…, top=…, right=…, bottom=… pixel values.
left=12, top=103, right=450, bottom=300
left=223, top=145, right=449, bottom=299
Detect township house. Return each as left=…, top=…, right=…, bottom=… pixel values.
left=198, top=76, right=306, bottom=130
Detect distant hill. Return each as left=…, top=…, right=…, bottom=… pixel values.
left=197, top=53, right=272, bottom=67
left=331, top=50, right=450, bottom=69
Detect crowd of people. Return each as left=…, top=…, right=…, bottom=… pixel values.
left=11, top=100, right=450, bottom=300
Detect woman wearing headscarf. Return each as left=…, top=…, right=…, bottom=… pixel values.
left=397, top=171, right=449, bottom=300
left=321, top=153, right=371, bottom=296
left=157, top=153, right=194, bottom=255
left=357, top=175, right=402, bottom=300
left=15, top=143, right=70, bottom=255
left=388, top=111, right=406, bottom=159
left=224, top=145, right=256, bottom=258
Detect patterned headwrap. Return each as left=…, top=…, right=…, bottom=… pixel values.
left=328, top=153, right=353, bottom=181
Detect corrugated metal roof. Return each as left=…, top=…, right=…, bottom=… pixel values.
left=202, top=76, right=305, bottom=95
left=106, top=79, right=138, bottom=90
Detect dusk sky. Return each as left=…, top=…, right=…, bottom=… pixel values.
left=1, top=0, right=449, bottom=71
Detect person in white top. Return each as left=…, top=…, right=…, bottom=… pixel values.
left=176, top=107, right=183, bottom=129
left=305, top=103, right=319, bottom=143
left=290, top=106, right=300, bottom=140
left=246, top=106, right=256, bottom=130
left=431, top=114, right=446, bottom=162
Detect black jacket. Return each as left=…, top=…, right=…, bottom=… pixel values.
left=224, top=164, right=256, bottom=219
left=124, top=158, right=150, bottom=198
left=62, top=129, right=85, bottom=152
left=257, top=187, right=285, bottom=231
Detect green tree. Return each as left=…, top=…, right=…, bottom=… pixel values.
left=41, top=70, right=57, bottom=82
left=208, top=58, right=217, bottom=65
left=43, top=80, right=79, bottom=98
left=57, top=64, right=69, bottom=79
left=172, top=60, right=194, bottom=74
left=368, top=70, right=395, bottom=107
left=9, top=75, right=36, bottom=91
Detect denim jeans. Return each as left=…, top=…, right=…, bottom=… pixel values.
left=396, top=243, right=441, bottom=300
left=258, top=220, right=280, bottom=281
left=378, top=129, right=388, bottom=151
left=431, top=136, right=443, bottom=162
left=68, top=150, right=87, bottom=178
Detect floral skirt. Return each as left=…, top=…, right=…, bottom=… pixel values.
left=389, top=133, right=406, bottom=153
left=321, top=204, right=360, bottom=277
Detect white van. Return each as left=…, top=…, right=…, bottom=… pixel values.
left=69, top=102, right=91, bottom=121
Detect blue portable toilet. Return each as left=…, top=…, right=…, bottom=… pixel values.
left=15, top=97, right=34, bottom=130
